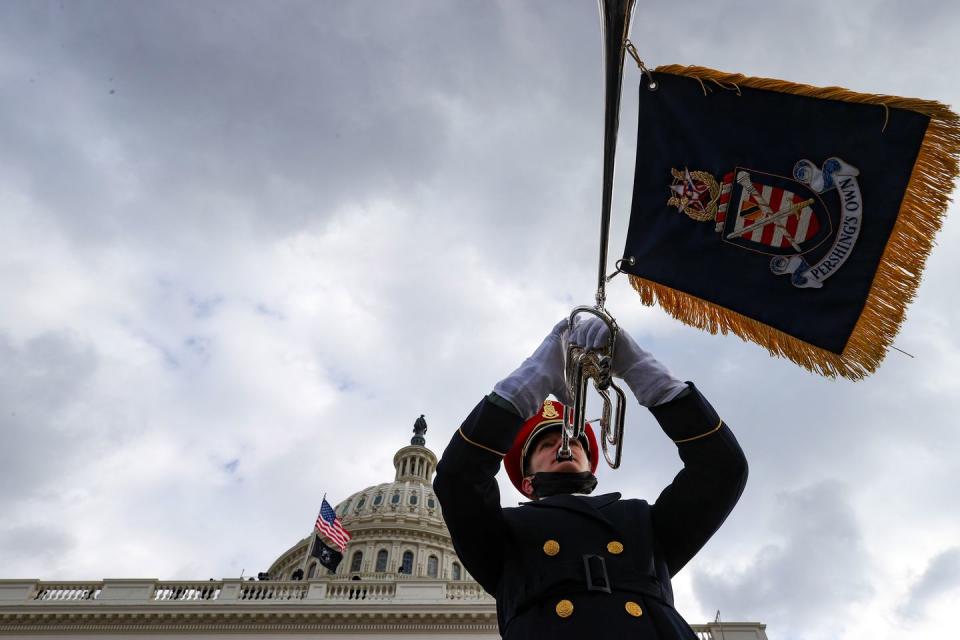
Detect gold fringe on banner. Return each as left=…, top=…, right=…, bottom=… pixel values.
left=628, top=65, right=960, bottom=380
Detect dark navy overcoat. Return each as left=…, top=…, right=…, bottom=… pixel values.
left=433, top=384, right=748, bottom=639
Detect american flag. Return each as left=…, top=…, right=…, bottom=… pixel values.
left=315, top=498, right=351, bottom=551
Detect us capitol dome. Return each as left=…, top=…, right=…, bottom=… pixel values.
left=267, top=418, right=472, bottom=583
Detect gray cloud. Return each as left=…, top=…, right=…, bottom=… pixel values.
left=692, top=481, right=873, bottom=640
left=0, top=525, right=76, bottom=573
left=0, top=332, right=98, bottom=504
left=898, top=547, right=960, bottom=622
left=0, top=1, right=592, bottom=249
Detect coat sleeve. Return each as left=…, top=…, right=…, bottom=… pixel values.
left=649, top=382, right=748, bottom=577
left=432, top=396, right=523, bottom=595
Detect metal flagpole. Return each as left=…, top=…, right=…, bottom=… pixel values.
left=298, top=531, right=318, bottom=578
left=594, top=0, right=637, bottom=311
left=297, top=493, right=327, bottom=579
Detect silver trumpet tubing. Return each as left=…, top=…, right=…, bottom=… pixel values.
left=557, top=0, right=637, bottom=470
left=560, top=307, right=628, bottom=468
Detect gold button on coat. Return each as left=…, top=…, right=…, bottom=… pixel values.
left=625, top=601, right=643, bottom=617
left=607, top=541, right=624, bottom=554
left=543, top=540, right=560, bottom=556
left=555, top=599, right=574, bottom=618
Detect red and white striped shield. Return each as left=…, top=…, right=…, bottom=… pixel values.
left=717, top=168, right=831, bottom=256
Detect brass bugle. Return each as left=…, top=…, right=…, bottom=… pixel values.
left=557, top=0, right=636, bottom=470
left=559, top=306, right=628, bottom=469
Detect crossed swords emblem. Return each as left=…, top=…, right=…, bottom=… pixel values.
left=726, top=171, right=814, bottom=252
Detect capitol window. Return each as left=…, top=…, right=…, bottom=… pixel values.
left=355, top=496, right=366, bottom=511
left=307, top=562, right=317, bottom=579
left=373, top=493, right=383, bottom=506
left=391, top=492, right=400, bottom=505
left=375, top=549, right=389, bottom=573
left=350, top=551, right=363, bottom=573
left=409, top=493, right=418, bottom=505
left=427, top=496, right=436, bottom=509
left=400, top=551, right=414, bottom=575
left=427, top=555, right=438, bottom=578
left=452, top=562, right=461, bottom=580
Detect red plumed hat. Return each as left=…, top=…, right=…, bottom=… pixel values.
left=504, top=399, right=599, bottom=496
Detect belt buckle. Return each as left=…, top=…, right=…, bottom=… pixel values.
left=582, top=554, right=611, bottom=594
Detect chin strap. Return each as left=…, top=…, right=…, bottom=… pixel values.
left=530, top=471, right=598, bottom=498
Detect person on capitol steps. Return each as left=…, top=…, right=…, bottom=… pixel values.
left=433, top=318, right=748, bottom=639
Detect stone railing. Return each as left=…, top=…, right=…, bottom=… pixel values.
left=444, top=581, right=491, bottom=601
left=153, top=581, right=221, bottom=601
left=237, top=581, right=308, bottom=601
left=0, top=578, right=490, bottom=606
left=325, top=581, right=396, bottom=601
left=31, top=583, right=102, bottom=602
left=333, top=571, right=418, bottom=582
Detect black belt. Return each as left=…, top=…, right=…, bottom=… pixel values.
left=511, top=557, right=666, bottom=616
left=582, top=554, right=665, bottom=601
left=583, top=554, right=612, bottom=593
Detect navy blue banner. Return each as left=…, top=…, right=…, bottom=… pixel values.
left=623, top=71, right=929, bottom=354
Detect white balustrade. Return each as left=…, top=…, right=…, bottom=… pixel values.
left=340, top=572, right=415, bottom=581
left=17, top=578, right=494, bottom=605
left=325, top=581, right=396, bottom=601
left=153, top=582, right=222, bottom=601
left=238, top=581, right=308, bottom=601
left=33, top=583, right=102, bottom=601
left=444, top=582, right=492, bottom=601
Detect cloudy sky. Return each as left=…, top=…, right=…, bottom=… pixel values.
left=2, top=1, right=958, bottom=638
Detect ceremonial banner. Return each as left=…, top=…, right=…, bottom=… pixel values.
left=623, top=65, right=959, bottom=379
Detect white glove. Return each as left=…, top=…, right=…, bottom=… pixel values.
left=493, top=319, right=570, bottom=419
left=566, top=317, right=686, bottom=407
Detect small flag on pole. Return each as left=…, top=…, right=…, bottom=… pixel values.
left=311, top=536, right=343, bottom=572
left=315, top=498, right=351, bottom=551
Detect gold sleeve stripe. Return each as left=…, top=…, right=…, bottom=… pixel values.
left=457, top=427, right=508, bottom=457
left=672, top=419, right=724, bottom=444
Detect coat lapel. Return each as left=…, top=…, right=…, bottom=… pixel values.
left=521, top=492, right=622, bottom=529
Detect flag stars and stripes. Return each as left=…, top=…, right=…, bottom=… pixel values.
left=315, top=498, right=352, bottom=551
